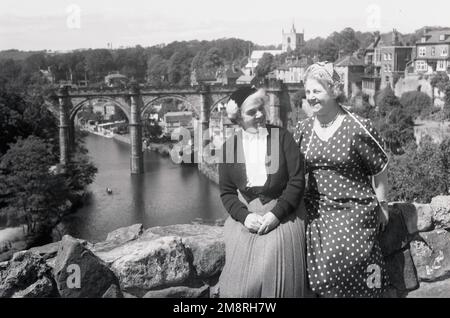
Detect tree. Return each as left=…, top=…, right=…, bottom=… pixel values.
left=375, top=86, right=400, bottom=116
left=400, top=91, right=432, bottom=119
left=147, top=55, right=168, bottom=87
left=143, top=118, right=163, bottom=141
left=0, top=136, right=69, bottom=235
left=331, top=28, right=361, bottom=56
left=388, top=136, right=450, bottom=203
left=167, top=51, right=191, bottom=86
left=85, top=49, right=116, bottom=82
left=318, top=39, right=339, bottom=62
left=444, top=84, right=450, bottom=119
left=377, top=107, right=415, bottom=154
left=204, top=47, right=224, bottom=69
left=191, top=50, right=206, bottom=70
left=254, top=53, right=275, bottom=78
left=431, top=72, right=449, bottom=92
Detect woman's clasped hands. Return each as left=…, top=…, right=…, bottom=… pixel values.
left=244, top=212, right=280, bottom=235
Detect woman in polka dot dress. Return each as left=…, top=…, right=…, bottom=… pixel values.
left=294, top=62, right=390, bottom=298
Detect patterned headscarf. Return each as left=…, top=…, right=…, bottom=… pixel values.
left=304, top=61, right=343, bottom=89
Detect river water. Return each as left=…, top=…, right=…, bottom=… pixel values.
left=62, top=134, right=226, bottom=242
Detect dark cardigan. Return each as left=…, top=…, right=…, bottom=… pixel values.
left=218, top=124, right=305, bottom=225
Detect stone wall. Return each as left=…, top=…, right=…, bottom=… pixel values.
left=1, top=196, right=449, bottom=298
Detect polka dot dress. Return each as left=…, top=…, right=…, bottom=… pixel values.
left=294, top=112, right=390, bottom=298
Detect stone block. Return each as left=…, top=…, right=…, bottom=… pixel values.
left=0, top=251, right=55, bottom=298
left=144, top=224, right=225, bottom=279
left=110, top=236, right=191, bottom=296
left=410, top=230, right=450, bottom=282
left=53, top=235, right=120, bottom=298
left=11, top=276, right=56, bottom=298
left=430, top=196, right=450, bottom=229
left=105, top=223, right=143, bottom=243
left=29, top=242, right=61, bottom=260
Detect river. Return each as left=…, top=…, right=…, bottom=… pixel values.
left=62, top=134, right=226, bottom=242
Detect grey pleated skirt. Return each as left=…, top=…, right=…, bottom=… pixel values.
left=218, top=197, right=307, bottom=298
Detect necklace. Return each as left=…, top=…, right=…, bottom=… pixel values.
left=317, top=110, right=341, bottom=128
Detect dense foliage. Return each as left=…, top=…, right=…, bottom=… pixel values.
left=0, top=86, right=97, bottom=242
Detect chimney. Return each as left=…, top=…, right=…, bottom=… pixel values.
left=392, top=29, right=398, bottom=45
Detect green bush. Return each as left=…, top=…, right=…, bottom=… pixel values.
left=400, top=91, right=432, bottom=119
left=388, top=136, right=450, bottom=203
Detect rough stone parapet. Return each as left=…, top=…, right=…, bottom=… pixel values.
left=1, top=195, right=449, bottom=298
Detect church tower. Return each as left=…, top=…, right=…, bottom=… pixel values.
left=282, top=23, right=304, bottom=52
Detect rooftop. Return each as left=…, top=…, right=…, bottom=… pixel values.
left=335, top=55, right=364, bottom=67
left=417, top=29, right=450, bottom=44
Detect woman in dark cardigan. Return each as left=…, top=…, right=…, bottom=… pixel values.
left=217, top=87, right=307, bottom=298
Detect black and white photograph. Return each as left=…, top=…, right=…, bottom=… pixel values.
left=0, top=0, right=450, bottom=304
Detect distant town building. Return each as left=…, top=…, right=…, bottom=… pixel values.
left=105, top=73, right=128, bottom=87
left=190, top=69, right=218, bottom=86
left=163, top=111, right=193, bottom=136
left=362, top=29, right=413, bottom=104
left=282, top=24, right=305, bottom=53
left=39, top=68, right=55, bottom=84
left=216, top=66, right=243, bottom=86
left=334, top=55, right=365, bottom=98
left=236, top=74, right=257, bottom=85
left=414, top=28, right=450, bottom=74
left=275, top=56, right=312, bottom=83
left=92, top=100, right=117, bottom=119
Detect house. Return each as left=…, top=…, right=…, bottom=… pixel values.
left=414, top=29, right=450, bottom=74
left=190, top=69, right=218, bottom=86
left=275, top=56, right=312, bottom=83
left=104, top=73, right=128, bottom=87
left=236, top=74, right=257, bottom=85
left=334, top=55, right=365, bottom=98
left=362, top=29, right=413, bottom=104
left=216, top=67, right=243, bottom=86
left=163, top=111, right=193, bottom=137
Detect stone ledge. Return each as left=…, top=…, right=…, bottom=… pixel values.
left=1, top=195, right=449, bottom=298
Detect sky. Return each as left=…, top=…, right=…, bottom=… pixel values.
left=1, top=0, right=449, bottom=51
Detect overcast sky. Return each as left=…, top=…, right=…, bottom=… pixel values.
left=1, top=0, right=449, bottom=51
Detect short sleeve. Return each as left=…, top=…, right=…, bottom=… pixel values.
left=354, top=119, right=389, bottom=176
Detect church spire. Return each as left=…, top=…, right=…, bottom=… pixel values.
left=291, top=20, right=296, bottom=33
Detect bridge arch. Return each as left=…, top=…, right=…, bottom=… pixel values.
left=69, top=96, right=131, bottom=123
left=141, top=95, right=197, bottom=118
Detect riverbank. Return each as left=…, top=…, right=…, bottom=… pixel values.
left=0, top=189, right=91, bottom=262
left=113, top=134, right=173, bottom=156
left=1, top=195, right=449, bottom=298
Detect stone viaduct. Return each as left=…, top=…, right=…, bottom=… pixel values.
left=46, top=82, right=302, bottom=174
